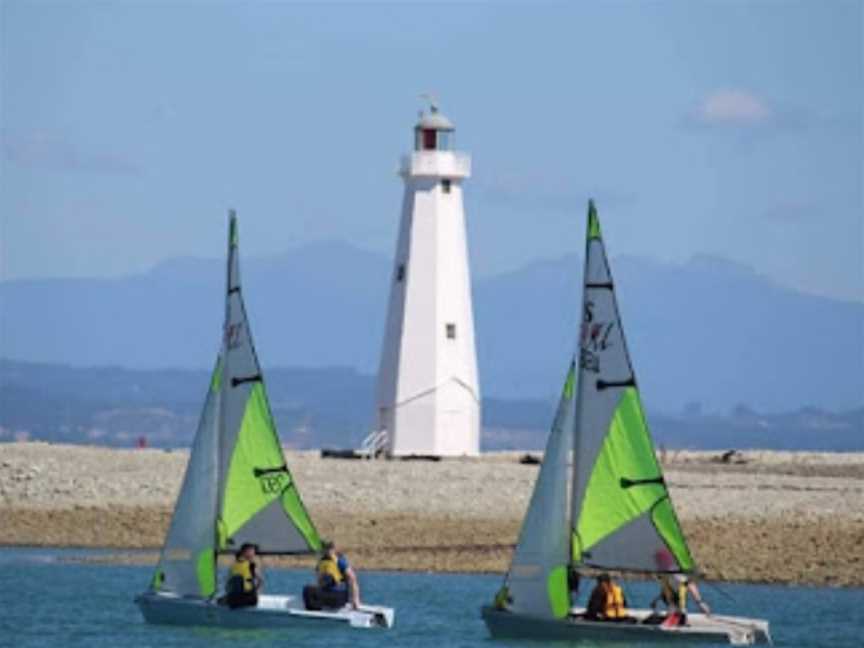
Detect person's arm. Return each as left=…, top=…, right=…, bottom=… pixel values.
left=688, top=582, right=710, bottom=614
left=345, top=566, right=361, bottom=609
left=251, top=561, right=264, bottom=592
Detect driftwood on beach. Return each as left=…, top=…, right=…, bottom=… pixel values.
left=1, top=443, right=862, bottom=586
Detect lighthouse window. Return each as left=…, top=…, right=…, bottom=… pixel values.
left=422, top=129, right=437, bottom=150
left=446, top=323, right=456, bottom=339
left=441, top=179, right=451, bottom=193
left=437, top=131, right=451, bottom=150
left=396, top=264, right=405, bottom=282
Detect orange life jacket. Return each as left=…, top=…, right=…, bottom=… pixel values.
left=603, top=583, right=627, bottom=619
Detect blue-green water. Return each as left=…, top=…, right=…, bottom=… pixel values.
left=4, top=548, right=863, bottom=647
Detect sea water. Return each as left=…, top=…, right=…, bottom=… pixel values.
left=3, top=547, right=863, bottom=648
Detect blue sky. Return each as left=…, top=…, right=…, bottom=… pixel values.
left=2, top=1, right=861, bottom=301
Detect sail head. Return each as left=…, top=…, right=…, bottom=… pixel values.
left=570, top=201, right=694, bottom=574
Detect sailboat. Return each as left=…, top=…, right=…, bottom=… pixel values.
left=135, top=212, right=394, bottom=630
left=481, top=202, right=771, bottom=645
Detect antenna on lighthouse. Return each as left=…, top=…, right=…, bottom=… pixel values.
left=419, top=92, right=439, bottom=113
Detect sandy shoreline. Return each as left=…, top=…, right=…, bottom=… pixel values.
left=1, top=443, right=862, bottom=586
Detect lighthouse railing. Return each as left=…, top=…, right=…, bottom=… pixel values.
left=399, top=151, right=471, bottom=179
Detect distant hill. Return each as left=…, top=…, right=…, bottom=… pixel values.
left=1, top=359, right=861, bottom=451
left=1, top=242, right=862, bottom=412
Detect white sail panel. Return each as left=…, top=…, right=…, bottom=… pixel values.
left=152, top=359, right=221, bottom=597
left=505, top=362, right=575, bottom=619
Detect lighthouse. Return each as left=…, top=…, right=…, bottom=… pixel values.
left=374, top=102, right=481, bottom=457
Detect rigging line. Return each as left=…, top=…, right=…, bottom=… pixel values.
left=702, top=579, right=738, bottom=604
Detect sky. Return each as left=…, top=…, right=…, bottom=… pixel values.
left=1, top=1, right=862, bottom=301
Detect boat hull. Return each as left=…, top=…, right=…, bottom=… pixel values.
left=481, top=606, right=771, bottom=645
left=136, top=591, right=394, bottom=630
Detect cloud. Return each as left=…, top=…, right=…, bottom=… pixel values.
left=688, top=89, right=772, bottom=127
left=2, top=131, right=141, bottom=175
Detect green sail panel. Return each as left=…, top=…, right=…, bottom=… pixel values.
left=570, top=202, right=695, bottom=573
left=220, top=382, right=320, bottom=552
left=574, top=388, right=693, bottom=571
left=504, top=361, right=575, bottom=619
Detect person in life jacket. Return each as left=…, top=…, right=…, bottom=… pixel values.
left=223, top=543, right=262, bottom=609
left=650, top=549, right=711, bottom=626
left=585, top=574, right=631, bottom=622
left=314, top=540, right=361, bottom=609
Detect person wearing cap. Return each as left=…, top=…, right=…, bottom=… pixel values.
left=316, top=540, right=361, bottom=609
left=224, top=542, right=263, bottom=609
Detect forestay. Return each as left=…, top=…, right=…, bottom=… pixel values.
left=505, top=362, right=576, bottom=619
left=570, top=201, right=693, bottom=573
left=150, top=212, right=321, bottom=599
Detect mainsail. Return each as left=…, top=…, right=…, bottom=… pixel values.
left=570, top=201, right=693, bottom=573
left=151, top=211, right=321, bottom=598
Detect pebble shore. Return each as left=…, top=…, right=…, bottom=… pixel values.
left=1, top=443, right=862, bottom=586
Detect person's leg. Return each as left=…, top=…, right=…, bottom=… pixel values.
left=228, top=591, right=258, bottom=609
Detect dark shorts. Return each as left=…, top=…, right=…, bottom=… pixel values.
left=303, top=584, right=349, bottom=611
left=226, top=590, right=258, bottom=609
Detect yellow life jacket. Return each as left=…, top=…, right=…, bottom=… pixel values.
left=228, top=559, right=254, bottom=593
left=603, top=583, right=627, bottom=619
left=317, top=557, right=344, bottom=587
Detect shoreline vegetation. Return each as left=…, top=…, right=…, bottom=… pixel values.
left=1, top=443, right=862, bottom=587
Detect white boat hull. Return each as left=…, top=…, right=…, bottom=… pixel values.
left=136, top=591, right=394, bottom=630
left=482, top=605, right=771, bottom=645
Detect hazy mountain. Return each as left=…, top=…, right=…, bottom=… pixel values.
left=1, top=242, right=862, bottom=412
left=2, top=359, right=861, bottom=451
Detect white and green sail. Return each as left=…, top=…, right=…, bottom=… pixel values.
left=505, top=362, right=576, bottom=619
left=570, top=201, right=693, bottom=574
left=497, top=200, right=694, bottom=619
left=151, top=211, right=321, bottom=598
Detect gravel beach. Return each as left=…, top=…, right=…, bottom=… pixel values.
left=1, top=443, right=862, bottom=586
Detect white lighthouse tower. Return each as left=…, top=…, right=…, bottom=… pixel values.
left=374, top=102, right=481, bottom=457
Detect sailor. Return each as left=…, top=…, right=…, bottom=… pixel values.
left=224, top=542, right=262, bottom=609
left=316, top=540, right=361, bottom=610
left=586, top=574, right=630, bottom=622
left=651, top=549, right=710, bottom=626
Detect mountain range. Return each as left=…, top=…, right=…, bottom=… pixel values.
left=1, top=358, right=861, bottom=451
left=1, top=241, right=862, bottom=413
